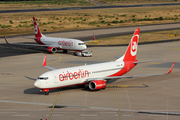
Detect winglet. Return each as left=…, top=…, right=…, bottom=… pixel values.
left=42, top=55, right=56, bottom=71
left=167, top=62, right=175, bottom=74
left=4, top=36, right=9, bottom=44
left=42, top=55, right=47, bottom=66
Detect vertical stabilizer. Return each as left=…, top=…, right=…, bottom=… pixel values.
left=33, top=17, right=42, bottom=38
left=116, top=28, right=140, bottom=61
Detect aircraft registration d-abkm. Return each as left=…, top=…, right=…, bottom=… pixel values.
left=34, top=28, right=175, bottom=95
left=5, top=17, right=95, bottom=53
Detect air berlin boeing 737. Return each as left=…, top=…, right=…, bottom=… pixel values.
left=34, top=28, right=175, bottom=95
left=5, top=17, right=95, bottom=53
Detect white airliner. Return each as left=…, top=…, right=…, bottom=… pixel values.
left=34, top=28, right=175, bottom=95
left=5, top=17, right=95, bottom=53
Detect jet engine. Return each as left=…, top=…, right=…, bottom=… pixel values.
left=89, top=80, right=106, bottom=90
left=47, top=47, right=57, bottom=53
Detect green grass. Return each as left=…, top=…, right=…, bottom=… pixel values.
left=1, top=5, right=180, bottom=36
left=96, top=0, right=180, bottom=4
left=86, top=29, right=180, bottom=45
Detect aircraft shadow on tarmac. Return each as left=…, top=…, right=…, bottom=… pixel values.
left=0, top=43, right=45, bottom=57
left=23, top=85, right=95, bottom=95
left=0, top=43, right=75, bottom=58
left=48, top=106, right=67, bottom=109
left=23, top=80, right=120, bottom=95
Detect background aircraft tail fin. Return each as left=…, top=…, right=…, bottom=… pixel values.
left=33, top=17, right=42, bottom=38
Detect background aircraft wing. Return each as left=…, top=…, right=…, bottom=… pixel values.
left=5, top=36, right=51, bottom=47
left=20, top=36, right=36, bottom=39
left=85, top=62, right=175, bottom=82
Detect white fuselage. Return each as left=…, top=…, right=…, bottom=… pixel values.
left=40, top=36, right=87, bottom=51
left=34, top=61, right=125, bottom=89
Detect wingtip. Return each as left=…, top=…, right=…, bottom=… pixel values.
left=42, top=55, right=47, bottom=66
left=167, top=62, right=175, bottom=74
left=4, top=36, right=9, bottom=44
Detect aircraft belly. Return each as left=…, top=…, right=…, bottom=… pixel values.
left=51, top=78, right=82, bottom=88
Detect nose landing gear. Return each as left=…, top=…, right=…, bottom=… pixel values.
left=41, top=89, right=50, bottom=95
left=44, top=92, right=49, bottom=95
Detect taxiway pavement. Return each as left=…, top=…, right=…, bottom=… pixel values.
left=0, top=37, right=179, bottom=120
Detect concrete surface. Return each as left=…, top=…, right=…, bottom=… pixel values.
left=0, top=36, right=179, bottom=120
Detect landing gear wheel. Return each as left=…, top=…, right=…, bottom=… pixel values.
left=102, top=87, right=106, bottom=90
left=44, top=92, right=49, bottom=95
left=63, top=50, right=68, bottom=53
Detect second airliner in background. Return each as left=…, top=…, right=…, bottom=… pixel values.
left=5, top=17, right=96, bottom=54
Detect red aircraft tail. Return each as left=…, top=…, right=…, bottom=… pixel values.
left=33, top=17, right=42, bottom=38
left=116, top=28, right=140, bottom=62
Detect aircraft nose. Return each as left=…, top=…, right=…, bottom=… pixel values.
left=34, top=80, right=41, bottom=88
left=83, top=45, right=87, bottom=49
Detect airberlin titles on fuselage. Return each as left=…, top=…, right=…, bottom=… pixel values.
left=58, top=40, right=73, bottom=46
left=59, top=69, right=89, bottom=81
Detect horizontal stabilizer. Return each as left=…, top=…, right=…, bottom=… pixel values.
left=115, top=56, right=120, bottom=59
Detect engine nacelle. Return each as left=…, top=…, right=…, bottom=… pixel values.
left=89, top=80, right=106, bottom=90
left=47, top=47, right=57, bottom=53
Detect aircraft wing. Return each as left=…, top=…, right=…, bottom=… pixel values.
left=115, top=56, right=166, bottom=63
left=133, top=59, right=166, bottom=64
left=42, top=55, right=56, bottom=71
left=5, top=36, right=50, bottom=47
left=85, top=62, right=175, bottom=82
left=20, top=36, right=36, bottom=39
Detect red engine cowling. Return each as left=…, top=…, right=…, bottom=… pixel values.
left=89, top=80, right=106, bottom=90
left=47, top=47, right=57, bottom=53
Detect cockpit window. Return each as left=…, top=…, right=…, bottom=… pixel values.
left=78, top=43, right=85, bottom=45
left=38, top=77, right=48, bottom=80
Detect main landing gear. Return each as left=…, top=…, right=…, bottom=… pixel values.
left=63, top=50, right=68, bottom=53
left=77, top=84, right=85, bottom=88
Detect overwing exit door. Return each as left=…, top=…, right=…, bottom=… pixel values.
left=53, top=74, right=58, bottom=83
